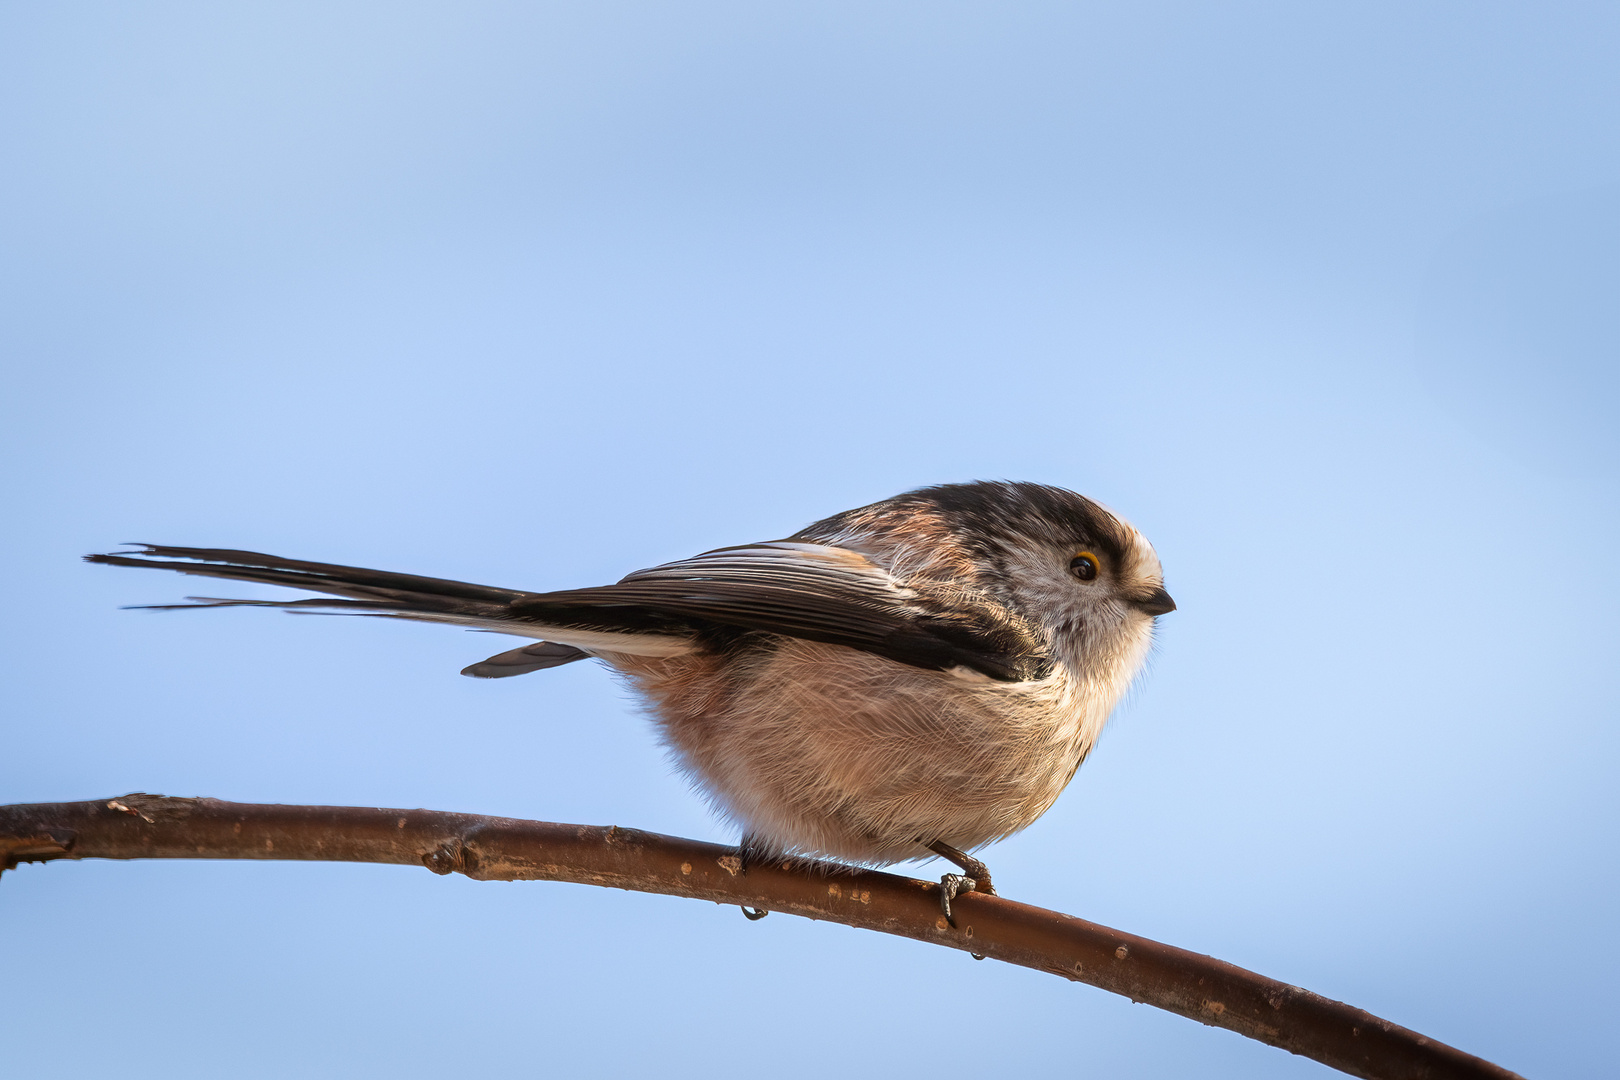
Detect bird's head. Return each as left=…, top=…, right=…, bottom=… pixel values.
left=798, top=480, right=1173, bottom=686
left=876, top=482, right=1174, bottom=679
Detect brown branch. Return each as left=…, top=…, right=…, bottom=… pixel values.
left=3, top=794, right=1518, bottom=1080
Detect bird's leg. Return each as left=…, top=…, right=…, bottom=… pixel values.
left=737, top=831, right=770, bottom=874
left=924, top=839, right=996, bottom=926
left=738, top=832, right=769, bottom=921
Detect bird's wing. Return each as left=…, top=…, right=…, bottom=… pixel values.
left=86, top=542, right=1051, bottom=681
left=516, top=542, right=1052, bottom=681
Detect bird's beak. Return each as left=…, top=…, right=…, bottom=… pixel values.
left=1131, top=586, right=1176, bottom=616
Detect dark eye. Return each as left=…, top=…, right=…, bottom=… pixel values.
left=1069, top=552, right=1099, bottom=581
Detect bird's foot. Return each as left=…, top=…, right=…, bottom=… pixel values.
left=937, top=872, right=978, bottom=924
left=737, top=832, right=769, bottom=921
left=925, top=840, right=997, bottom=902
left=924, top=840, right=997, bottom=954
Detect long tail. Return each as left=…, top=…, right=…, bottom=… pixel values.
left=85, top=544, right=528, bottom=619
left=82, top=545, right=633, bottom=676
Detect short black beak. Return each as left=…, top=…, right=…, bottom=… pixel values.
left=1132, top=586, right=1176, bottom=617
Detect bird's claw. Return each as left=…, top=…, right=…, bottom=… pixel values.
left=740, top=906, right=769, bottom=921
left=938, top=873, right=977, bottom=925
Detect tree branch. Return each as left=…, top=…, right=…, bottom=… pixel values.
left=2, top=794, right=1518, bottom=1080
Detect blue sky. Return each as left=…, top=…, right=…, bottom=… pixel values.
left=2, top=4, right=1616, bottom=1077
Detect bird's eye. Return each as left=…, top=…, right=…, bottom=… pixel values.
left=1069, top=552, right=1100, bottom=581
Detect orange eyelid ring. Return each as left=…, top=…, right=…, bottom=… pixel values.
left=1068, top=551, right=1100, bottom=580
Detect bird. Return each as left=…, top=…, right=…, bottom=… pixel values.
left=87, top=481, right=1174, bottom=919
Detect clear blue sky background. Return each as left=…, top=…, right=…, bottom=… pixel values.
left=3, top=4, right=1616, bottom=1077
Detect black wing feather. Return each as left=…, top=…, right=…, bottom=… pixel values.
left=511, top=543, right=1051, bottom=681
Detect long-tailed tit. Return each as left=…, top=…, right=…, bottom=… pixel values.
left=89, top=481, right=1173, bottom=916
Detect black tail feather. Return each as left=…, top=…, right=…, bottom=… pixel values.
left=83, top=545, right=699, bottom=656
left=84, top=546, right=528, bottom=616
left=461, top=641, right=591, bottom=678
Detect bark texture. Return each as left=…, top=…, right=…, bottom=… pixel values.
left=1, top=794, right=1521, bottom=1080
